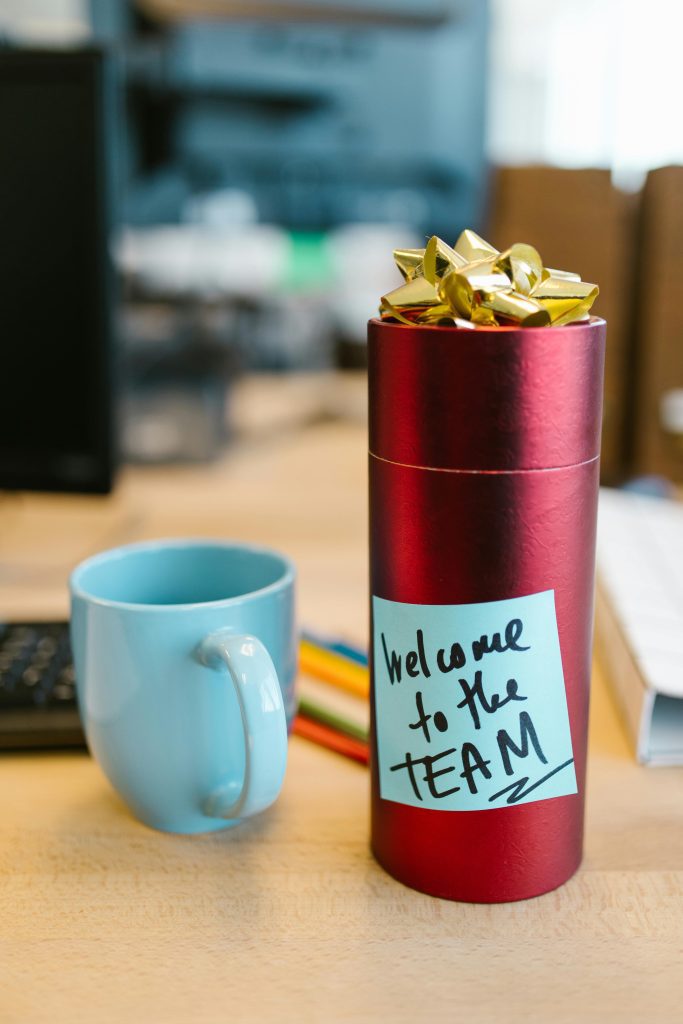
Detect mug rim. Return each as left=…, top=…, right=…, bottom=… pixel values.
left=70, top=537, right=296, bottom=612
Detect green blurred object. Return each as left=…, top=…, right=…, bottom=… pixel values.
left=282, top=232, right=334, bottom=292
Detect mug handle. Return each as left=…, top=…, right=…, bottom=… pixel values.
left=197, top=629, right=288, bottom=821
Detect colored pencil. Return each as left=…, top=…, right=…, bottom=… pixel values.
left=301, top=629, right=368, bottom=667
left=298, top=694, right=368, bottom=744
left=293, top=714, right=369, bottom=765
left=299, top=638, right=369, bottom=700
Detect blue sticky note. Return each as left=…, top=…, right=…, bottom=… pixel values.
left=372, top=590, right=577, bottom=811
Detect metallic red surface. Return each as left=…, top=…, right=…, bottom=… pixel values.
left=368, top=317, right=606, bottom=903
left=369, top=318, right=604, bottom=471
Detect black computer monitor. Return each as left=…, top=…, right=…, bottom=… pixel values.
left=0, top=48, right=117, bottom=493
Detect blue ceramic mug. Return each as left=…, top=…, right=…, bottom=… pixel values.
left=70, top=539, right=296, bottom=834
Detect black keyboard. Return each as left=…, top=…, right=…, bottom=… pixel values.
left=0, top=622, right=86, bottom=749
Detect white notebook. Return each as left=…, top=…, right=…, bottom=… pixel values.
left=596, top=488, right=683, bottom=766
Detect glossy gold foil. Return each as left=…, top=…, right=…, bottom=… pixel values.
left=380, top=230, right=598, bottom=328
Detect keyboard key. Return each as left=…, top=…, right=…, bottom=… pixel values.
left=21, top=667, right=42, bottom=687
left=0, top=621, right=73, bottom=709
left=52, top=683, right=75, bottom=702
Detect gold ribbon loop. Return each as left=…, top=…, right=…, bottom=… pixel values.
left=530, top=277, right=599, bottom=327
left=394, top=248, right=426, bottom=283
left=454, top=228, right=498, bottom=263
left=380, top=230, right=598, bottom=328
left=496, top=243, right=544, bottom=296
left=423, top=235, right=467, bottom=285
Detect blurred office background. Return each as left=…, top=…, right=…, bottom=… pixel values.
left=1, top=0, right=682, bottom=482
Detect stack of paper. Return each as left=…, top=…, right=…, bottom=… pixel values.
left=596, top=488, right=683, bottom=765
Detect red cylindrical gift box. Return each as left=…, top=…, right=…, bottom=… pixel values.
left=368, top=316, right=606, bottom=903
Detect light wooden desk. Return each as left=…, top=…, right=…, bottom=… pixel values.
left=1, top=376, right=681, bottom=1024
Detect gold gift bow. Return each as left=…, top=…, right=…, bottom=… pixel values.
left=380, top=229, right=599, bottom=328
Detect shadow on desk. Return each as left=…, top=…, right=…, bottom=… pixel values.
left=585, top=665, right=683, bottom=872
